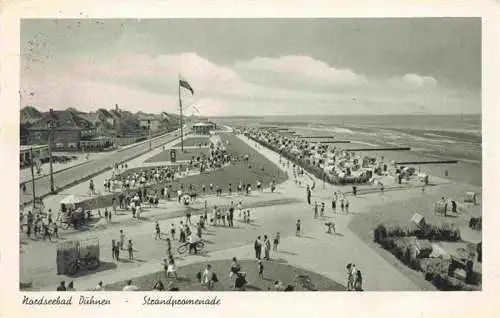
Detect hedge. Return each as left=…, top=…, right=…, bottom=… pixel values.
left=373, top=222, right=460, bottom=243
left=374, top=223, right=481, bottom=291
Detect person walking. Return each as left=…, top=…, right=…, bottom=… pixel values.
left=229, top=206, right=234, bottom=227
left=166, top=238, right=172, bottom=257
left=254, top=236, right=262, bottom=260
left=264, top=235, right=271, bottom=261
left=296, top=219, right=301, bottom=237
left=111, top=240, right=116, bottom=261
left=314, top=202, right=318, bottom=219
left=155, top=221, right=161, bottom=240
left=346, top=263, right=356, bottom=291
left=258, top=260, right=264, bottom=280
left=196, top=221, right=202, bottom=239
left=119, top=230, right=125, bottom=250
left=179, top=224, right=186, bottom=243
left=273, top=232, right=280, bottom=252
left=127, top=239, right=134, bottom=260
left=170, top=223, right=176, bottom=240
left=56, top=281, right=67, bottom=291
left=320, top=202, right=325, bottom=217
left=354, top=269, right=363, bottom=291
left=52, top=222, right=58, bottom=238
left=188, top=234, right=197, bottom=255
left=43, top=223, right=51, bottom=241
left=201, top=264, right=217, bottom=291
left=306, top=185, right=311, bottom=205
left=345, top=199, right=350, bottom=214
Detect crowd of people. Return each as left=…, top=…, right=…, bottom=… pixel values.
left=43, top=132, right=370, bottom=292
left=245, top=127, right=386, bottom=184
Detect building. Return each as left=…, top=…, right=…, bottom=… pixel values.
left=138, top=114, right=163, bottom=132
left=97, top=108, right=115, bottom=127
left=192, top=122, right=216, bottom=135
left=80, top=136, right=114, bottom=152
left=25, top=110, right=96, bottom=151
left=20, top=144, right=49, bottom=167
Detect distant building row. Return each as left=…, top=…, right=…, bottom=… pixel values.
left=20, top=105, right=179, bottom=151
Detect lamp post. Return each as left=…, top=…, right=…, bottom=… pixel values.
left=47, top=109, right=56, bottom=194
left=148, top=121, right=152, bottom=151
left=30, top=147, right=36, bottom=208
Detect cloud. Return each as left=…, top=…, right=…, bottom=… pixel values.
left=69, top=52, right=241, bottom=94
left=21, top=74, right=179, bottom=113
left=21, top=52, right=476, bottom=116
left=234, top=55, right=367, bottom=87
left=388, top=73, right=438, bottom=89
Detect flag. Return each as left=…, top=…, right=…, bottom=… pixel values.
left=179, top=76, right=194, bottom=95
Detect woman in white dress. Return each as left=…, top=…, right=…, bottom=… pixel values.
left=167, top=256, right=177, bottom=279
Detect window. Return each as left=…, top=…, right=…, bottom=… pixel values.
left=56, top=143, right=64, bottom=149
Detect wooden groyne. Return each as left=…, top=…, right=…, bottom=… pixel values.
left=395, top=160, right=458, bottom=165
left=350, top=147, right=411, bottom=151
left=318, top=141, right=351, bottom=144
left=300, top=136, right=336, bottom=139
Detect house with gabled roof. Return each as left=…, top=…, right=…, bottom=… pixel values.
left=26, top=109, right=96, bottom=151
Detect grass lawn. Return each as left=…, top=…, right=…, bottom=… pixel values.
left=145, top=148, right=210, bottom=163
left=347, top=184, right=482, bottom=291
left=79, top=133, right=287, bottom=209
left=170, top=133, right=287, bottom=190
left=104, top=259, right=345, bottom=291
left=172, top=137, right=211, bottom=148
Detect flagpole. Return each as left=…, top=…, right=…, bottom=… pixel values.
left=178, top=75, right=184, bottom=152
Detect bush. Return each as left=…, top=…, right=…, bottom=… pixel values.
left=420, top=258, right=451, bottom=280
left=421, top=223, right=460, bottom=241
left=469, top=217, right=482, bottom=231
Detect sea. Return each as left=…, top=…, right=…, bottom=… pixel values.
left=216, top=114, right=482, bottom=188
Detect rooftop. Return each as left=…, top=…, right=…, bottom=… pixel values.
left=193, top=122, right=214, bottom=127
left=20, top=144, right=48, bottom=151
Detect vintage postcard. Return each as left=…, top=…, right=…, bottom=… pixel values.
left=1, top=1, right=499, bottom=317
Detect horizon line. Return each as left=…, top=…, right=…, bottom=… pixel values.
left=20, top=106, right=481, bottom=117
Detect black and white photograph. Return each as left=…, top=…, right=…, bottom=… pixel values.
left=15, top=17, right=485, bottom=294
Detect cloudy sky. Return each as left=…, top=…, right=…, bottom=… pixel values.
left=21, top=18, right=481, bottom=116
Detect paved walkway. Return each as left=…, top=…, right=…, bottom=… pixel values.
left=23, top=131, right=422, bottom=291
left=20, top=152, right=112, bottom=184
left=20, top=136, right=184, bottom=217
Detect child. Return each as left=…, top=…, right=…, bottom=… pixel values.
left=258, top=260, right=264, bottom=280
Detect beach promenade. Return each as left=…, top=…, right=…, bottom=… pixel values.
left=21, top=130, right=425, bottom=292
left=19, top=129, right=185, bottom=206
